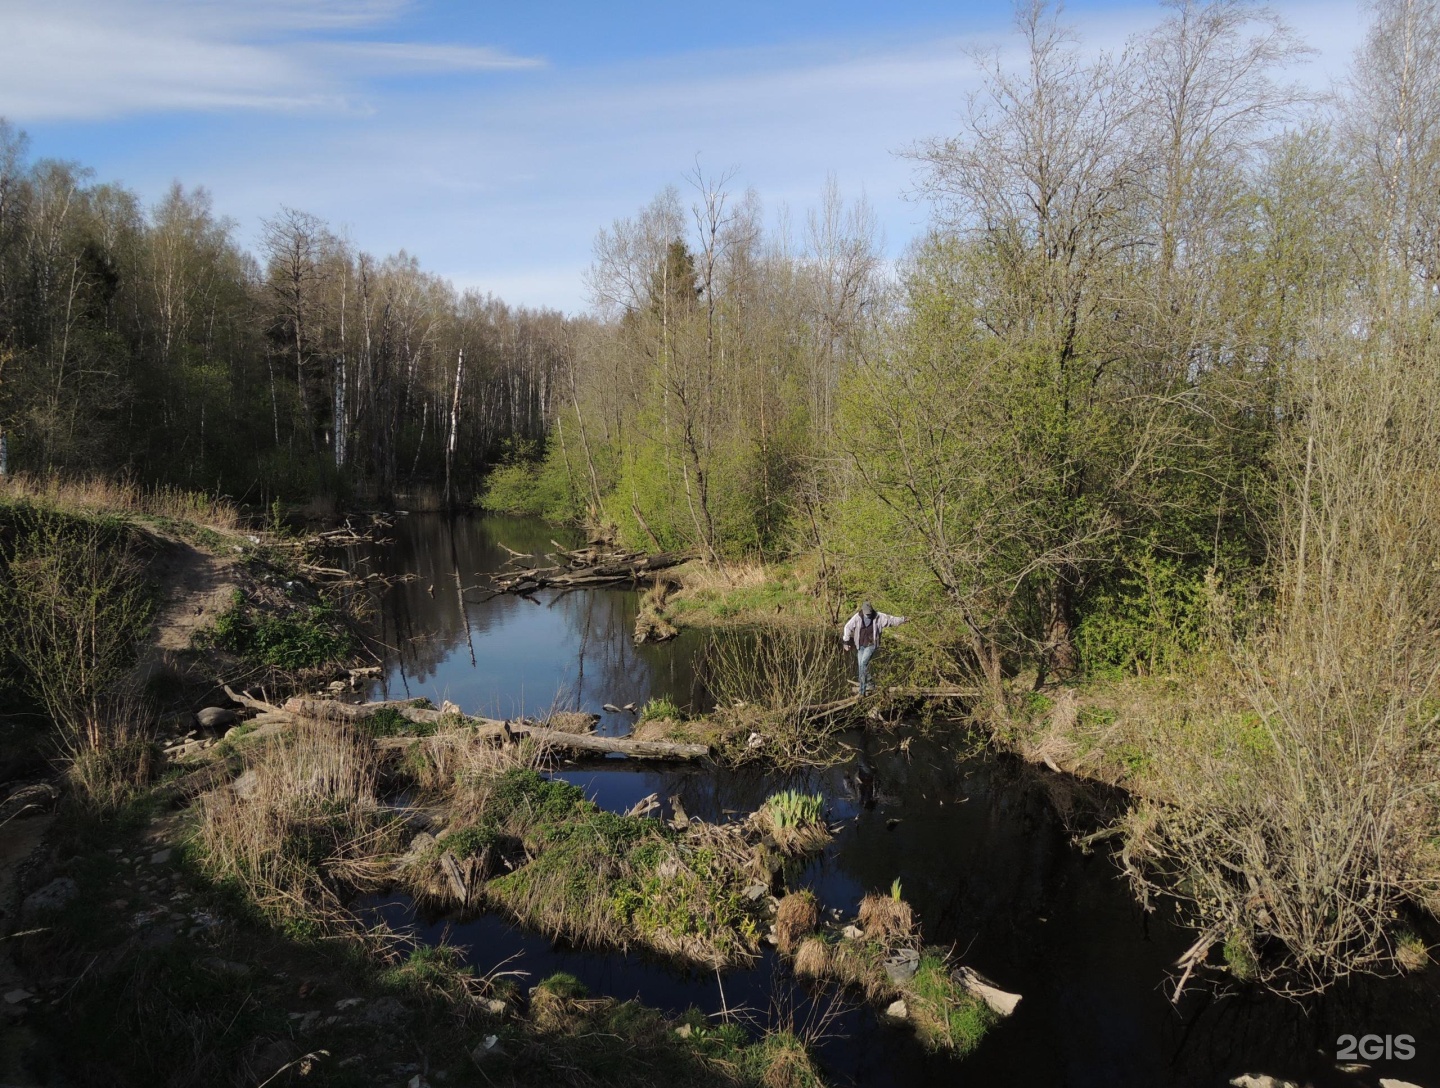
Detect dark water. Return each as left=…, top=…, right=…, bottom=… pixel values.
left=346, top=514, right=1440, bottom=1088
left=330, top=514, right=737, bottom=732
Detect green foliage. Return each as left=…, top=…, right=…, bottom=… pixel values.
left=535, top=971, right=589, bottom=999
left=486, top=769, right=588, bottom=827
left=199, top=588, right=354, bottom=669
left=638, top=695, right=683, bottom=723
left=760, top=790, right=823, bottom=831
left=1074, top=552, right=1215, bottom=676
left=441, top=823, right=503, bottom=859
left=380, top=944, right=473, bottom=1001
left=0, top=501, right=156, bottom=757
left=478, top=436, right=587, bottom=523
left=355, top=705, right=435, bottom=738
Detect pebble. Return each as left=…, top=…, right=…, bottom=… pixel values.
left=884, top=999, right=908, bottom=1021
left=336, top=997, right=364, bottom=1010
left=149, top=849, right=173, bottom=865
left=4, top=990, right=34, bottom=1005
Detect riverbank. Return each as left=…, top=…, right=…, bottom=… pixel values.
left=626, top=547, right=1440, bottom=1001
left=0, top=492, right=844, bottom=1087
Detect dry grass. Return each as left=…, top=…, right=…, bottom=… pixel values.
left=1121, top=329, right=1440, bottom=994
left=858, top=892, right=916, bottom=944
left=542, top=711, right=600, bottom=734
left=678, top=559, right=772, bottom=593
left=826, top=939, right=893, bottom=1002
left=793, top=937, right=832, bottom=979
left=198, top=718, right=402, bottom=932
left=0, top=472, right=239, bottom=530
left=774, top=891, right=819, bottom=954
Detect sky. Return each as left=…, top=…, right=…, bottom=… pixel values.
left=0, top=0, right=1368, bottom=313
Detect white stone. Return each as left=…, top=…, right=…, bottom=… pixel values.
left=884, top=999, right=908, bottom=1021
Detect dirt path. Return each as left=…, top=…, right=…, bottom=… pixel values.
left=134, top=535, right=243, bottom=689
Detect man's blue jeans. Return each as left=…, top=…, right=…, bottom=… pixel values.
left=857, top=644, right=877, bottom=695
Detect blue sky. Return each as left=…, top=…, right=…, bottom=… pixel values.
left=0, top=0, right=1365, bottom=312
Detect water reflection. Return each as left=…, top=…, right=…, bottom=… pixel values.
left=333, top=514, right=740, bottom=731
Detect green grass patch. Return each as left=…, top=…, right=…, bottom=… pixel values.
left=638, top=695, right=684, bottom=723
left=197, top=588, right=355, bottom=669
left=907, top=953, right=997, bottom=1056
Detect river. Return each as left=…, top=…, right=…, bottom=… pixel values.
left=331, top=513, right=1440, bottom=1088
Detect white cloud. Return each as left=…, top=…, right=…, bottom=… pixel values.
left=0, top=0, right=541, bottom=120
left=315, top=41, right=545, bottom=73
left=9, top=0, right=1370, bottom=313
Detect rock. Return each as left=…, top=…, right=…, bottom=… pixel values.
left=149, top=849, right=173, bottom=865
left=482, top=998, right=507, bottom=1016
left=335, top=997, right=364, bottom=1010
left=742, top=883, right=769, bottom=902
left=196, top=706, right=238, bottom=730
left=232, top=769, right=261, bottom=800
left=884, top=947, right=920, bottom=985
left=841, top=924, right=864, bottom=940
left=440, top=700, right=462, bottom=715
left=4, top=989, right=34, bottom=1005
left=952, top=965, right=1023, bottom=1017
left=23, top=877, right=78, bottom=914
left=884, top=999, right=908, bottom=1021
left=746, top=732, right=765, bottom=750
left=603, top=703, right=621, bottom=713
left=1229, top=1077, right=1298, bottom=1088
left=407, top=1076, right=430, bottom=1088
left=407, top=832, right=437, bottom=857
left=1379, top=1081, right=1426, bottom=1088
left=362, top=996, right=408, bottom=1028
left=471, top=1035, right=504, bottom=1062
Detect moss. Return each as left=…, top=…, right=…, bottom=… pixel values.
left=535, top=971, right=589, bottom=999
left=1222, top=930, right=1259, bottom=981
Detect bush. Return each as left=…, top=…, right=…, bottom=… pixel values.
left=477, top=437, right=585, bottom=523
left=200, top=589, right=354, bottom=670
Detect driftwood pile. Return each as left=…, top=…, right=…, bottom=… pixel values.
left=488, top=538, right=694, bottom=596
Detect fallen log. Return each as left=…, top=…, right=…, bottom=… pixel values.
left=283, top=696, right=431, bottom=721
left=222, top=684, right=287, bottom=715
left=367, top=709, right=710, bottom=761
left=486, top=547, right=695, bottom=594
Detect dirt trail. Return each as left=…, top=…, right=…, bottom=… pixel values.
left=134, top=534, right=243, bottom=688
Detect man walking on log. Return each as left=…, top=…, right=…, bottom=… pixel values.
left=842, top=601, right=906, bottom=697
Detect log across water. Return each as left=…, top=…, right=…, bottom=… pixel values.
left=280, top=696, right=710, bottom=761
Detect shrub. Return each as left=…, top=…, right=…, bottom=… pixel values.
left=200, top=589, right=354, bottom=669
